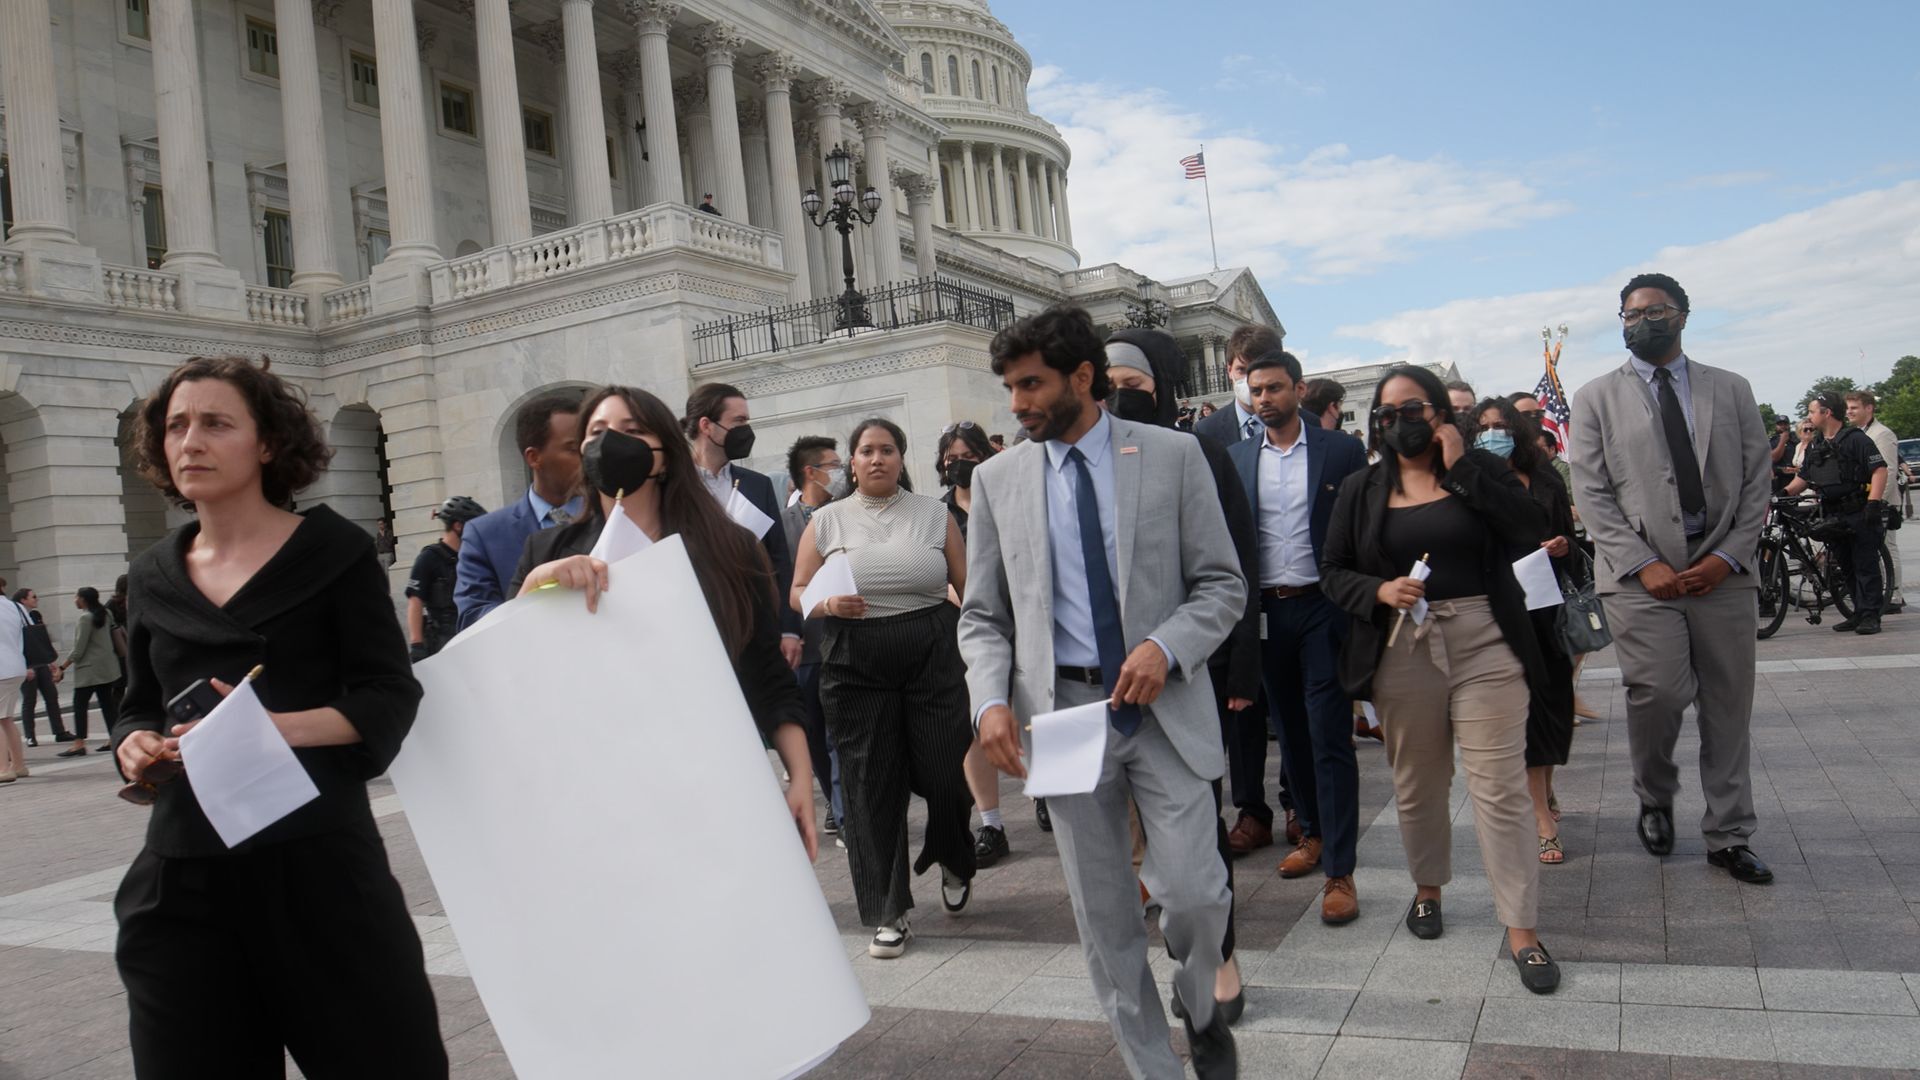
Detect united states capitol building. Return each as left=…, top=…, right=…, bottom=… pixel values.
left=0, top=0, right=1284, bottom=631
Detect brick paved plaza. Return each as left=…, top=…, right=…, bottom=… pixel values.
left=4, top=528, right=1918, bottom=1079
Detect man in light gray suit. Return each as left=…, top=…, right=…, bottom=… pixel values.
left=1570, top=272, right=1775, bottom=885
left=960, top=306, right=1246, bottom=1079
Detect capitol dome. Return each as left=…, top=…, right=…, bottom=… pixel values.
left=878, top=0, right=1079, bottom=270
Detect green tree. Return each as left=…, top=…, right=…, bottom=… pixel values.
left=1758, top=402, right=1779, bottom=428
left=1872, top=355, right=1920, bottom=404
left=1879, top=380, right=1920, bottom=440
left=1799, top=375, right=1856, bottom=416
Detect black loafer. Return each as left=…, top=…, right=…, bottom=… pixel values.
left=56, top=746, right=87, bottom=758
left=1637, top=805, right=1674, bottom=857
left=1170, top=986, right=1245, bottom=1027
left=973, top=825, right=1010, bottom=867
left=1707, top=845, right=1774, bottom=884
left=1511, top=944, right=1560, bottom=994
left=1035, top=798, right=1052, bottom=833
left=1405, top=897, right=1443, bottom=940
left=1173, top=989, right=1239, bottom=1080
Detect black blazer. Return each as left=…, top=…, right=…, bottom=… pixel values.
left=730, top=467, right=801, bottom=638
left=1195, top=432, right=1262, bottom=700
left=1319, top=450, right=1552, bottom=701
left=113, top=506, right=424, bottom=858
left=1226, top=422, right=1370, bottom=568
left=1195, top=403, right=1256, bottom=448
left=512, top=515, right=804, bottom=740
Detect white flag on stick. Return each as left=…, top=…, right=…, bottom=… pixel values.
left=177, top=677, right=319, bottom=848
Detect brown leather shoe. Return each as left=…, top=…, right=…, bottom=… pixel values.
left=1226, top=812, right=1273, bottom=855
left=1279, top=837, right=1323, bottom=878
left=1283, top=808, right=1303, bottom=847
left=1321, top=875, right=1358, bottom=924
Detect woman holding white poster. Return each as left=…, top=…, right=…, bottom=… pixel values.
left=511, top=386, right=818, bottom=859
left=110, top=355, right=447, bottom=1077
left=790, top=417, right=975, bottom=961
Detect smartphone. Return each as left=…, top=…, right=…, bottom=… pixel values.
left=117, top=678, right=222, bottom=805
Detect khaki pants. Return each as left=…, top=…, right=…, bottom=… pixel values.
left=1372, top=597, right=1539, bottom=930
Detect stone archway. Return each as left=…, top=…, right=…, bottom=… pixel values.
left=307, top=404, right=393, bottom=536
left=0, top=393, right=24, bottom=591
left=492, top=382, right=593, bottom=510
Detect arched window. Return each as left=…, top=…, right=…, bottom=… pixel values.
left=971, top=59, right=983, bottom=99
left=946, top=55, right=960, bottom=95
left=920, top=52, right=935, bottom=92
left=991, top=65, right=1002, bottom=104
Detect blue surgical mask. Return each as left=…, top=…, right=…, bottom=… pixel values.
left=1474, top=429, right=1516, bottom=458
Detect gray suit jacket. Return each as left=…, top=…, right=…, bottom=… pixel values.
left=1569, top=357, right=1771, bottom=595
left=956, top=417, right=1247, bottom=779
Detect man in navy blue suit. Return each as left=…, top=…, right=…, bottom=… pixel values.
left=454, top=392, right=584, bottom=630
left=685, top=382, right=802, bottom=664
left=1227, top=352, right=1370, bottom=925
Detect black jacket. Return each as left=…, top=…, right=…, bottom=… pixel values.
left=112, top=506, right=424, bottom=858
left=512, top=516, right=804, bottom=740
left=1197, top=433, right=1262, bottom=699
left=730, top=466, right=802, bottom=638
left=1319, top=450, right=1552, bottom=701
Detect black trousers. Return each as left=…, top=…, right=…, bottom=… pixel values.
left=115, top=825, right=447, bottom=1079
left=72, top=681, right=119, bottom=740
left=18, top=664, right=67, bottom=742
left=795, top=661, right=837, bottom=812
left=1218, top=668, right=1290, bottom=826
left=1261, top=591, right=1359, bottom=878
left=820, top=604, right=976, bottom=927
left=1832, top=509, right=1885, bottom=618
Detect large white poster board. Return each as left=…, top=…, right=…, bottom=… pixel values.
left=391, top=536, right=868, bottom=1078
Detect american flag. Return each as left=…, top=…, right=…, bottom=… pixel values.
left=1533, top=364, right=1572, bottom=459
left=1180, top=152, right=1206, bottom=179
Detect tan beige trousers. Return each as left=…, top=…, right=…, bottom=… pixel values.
left=1371, top=597, right=1539, bottom=929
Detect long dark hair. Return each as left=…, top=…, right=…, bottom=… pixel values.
left=576, top=386, right=769, bottom=658
left=77, top=586, right=107, bottom=628
left=1469, top=397, right=1548, bottom=477
left=850, top=417, right=913, bottom=493
left=1368, top=365, right=1457, bottom=491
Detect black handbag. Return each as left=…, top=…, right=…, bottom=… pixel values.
left=16, top=604, right=55, bottom=667
left=1554, top=551, right=1613, bottom=656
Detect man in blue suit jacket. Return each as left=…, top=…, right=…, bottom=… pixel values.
left=455, top=393, right=584, bottom=630
left=1227, top=352, right=1370, bottom=925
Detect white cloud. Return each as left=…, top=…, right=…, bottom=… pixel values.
left=1028, top=67, right=1566, bottom=283
left=1333, top=181, right=1920, bottom=411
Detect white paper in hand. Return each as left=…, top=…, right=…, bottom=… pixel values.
left=798, top=551, right=857, bottom=619
left=1022, top=699, right=1110, bottom=798
left=725, top=487, right=776, bottom=540
left=1512, top=547, right=1564, bottom=611
left=588, top=500, right=652, bottom=564
left=176, top=679, right=320, bottom=848
left=1409, top=558, right=1432, bottom=625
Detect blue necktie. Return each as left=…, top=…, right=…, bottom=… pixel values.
left=1068, top=447, right=1139, bottom=736
left=1244, top=416, right=1260, bottom=441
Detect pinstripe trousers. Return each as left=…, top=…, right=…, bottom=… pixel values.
left=820, top=603, right=977, bottom=927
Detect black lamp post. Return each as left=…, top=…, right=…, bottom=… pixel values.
left=803, top=143, right=882, bottom=329
left=1124, top=277, right=1170, bottom=328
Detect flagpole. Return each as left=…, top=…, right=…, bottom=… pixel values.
left=1199, top=143, right=1219, bottom=270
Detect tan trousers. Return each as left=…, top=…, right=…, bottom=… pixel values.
left=1371, top=597, right=1539, bottom=930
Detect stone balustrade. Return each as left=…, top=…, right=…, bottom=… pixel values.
left=245, top=285, right=310, bottom=327
left=322, top=282, right=373, bottom=325
left=0, top=252, right=22, bottom=293
left=102, top=265, right=181, bottom=312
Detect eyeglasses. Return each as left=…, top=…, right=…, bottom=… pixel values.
left=1618, top=304, right=1683, bottom=326
left=1371, top=401, right=1434, bottom=427
left=1515, top=408, right=1543, bottom=419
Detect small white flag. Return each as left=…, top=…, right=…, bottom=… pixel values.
left=177, top=678, right=320, bottom=848
left=589, top=501, right=652, bottom=565
left=725, top=487, right=776, bottom=540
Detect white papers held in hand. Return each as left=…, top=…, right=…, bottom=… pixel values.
left=1512, top=547, right=1564, bottom=611
left=725, top=487, right=776, bottom=540
left=589, top=500, right=652, bottom=565
left=798, top=551, right=858, bottom=618
left=176, top=678, right=320, bottom=848
left=1408, top=558, right=1433, bottom=626
left=1022, top=699, right=1110, bottom=798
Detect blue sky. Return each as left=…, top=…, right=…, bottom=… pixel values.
left=996, top=1, right=1920, bottom=412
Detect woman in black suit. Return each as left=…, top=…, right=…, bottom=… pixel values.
left=1320, top=365, right=1561, bottom=994
left=511, top=385, right=817, bottom=860
left=112, top=355, right=445, bottom=1077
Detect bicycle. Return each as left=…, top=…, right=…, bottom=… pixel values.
left=1756, top=495, right=1896, bottom=639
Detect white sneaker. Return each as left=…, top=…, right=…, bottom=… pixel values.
left=941, top=868, right=971, bottom=914
left=869, top=919, right=910, bottom=959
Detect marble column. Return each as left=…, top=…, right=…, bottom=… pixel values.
left=739, top=100, right=772, bottom=229
left=958, top=142, right=980, bottom=231
left=851, top=104, right=900, bottom=285
left=1041, top=161, right=1059, bottom=241
left=754, top=53, right=811, bottom=300
left=560, top=0, right=615, bottom=223
left=474, top=0, right=531, bottom=242
left=369, top=0, right=440, bottom=310
left=625, top=1, right=684, bottom=208
left=693, top=23, right=749, bottom=221
left=901, top=172, right=937, bottom=278
left=0, top=0, right=75, bottom=246
left=610, top=50, right=651, bottom=208
left=797, top=129, right=830, bottom=299
left=806, top=79, right=849, bottom=287
left=149, top=0, right=222, bottom=269
left=1057, top=171, right=1074, bottom=247
left=675, top=76, right=715, bottom=207
left=1013, top=149, right=1035, bottom=237
left=988, top=144, right=1007, bottom=231
left=273, top=0, right=342, bottom=293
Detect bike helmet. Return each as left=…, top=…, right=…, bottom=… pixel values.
left=433, top=495, right=488, bottom=525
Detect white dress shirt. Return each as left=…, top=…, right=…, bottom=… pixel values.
left=1256, top=425, right=1317, bottom=587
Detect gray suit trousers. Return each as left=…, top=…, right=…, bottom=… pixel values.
left=1044, top=678, right=1231, bottom=1080
left=1606, top=585, right=1758, bottom=849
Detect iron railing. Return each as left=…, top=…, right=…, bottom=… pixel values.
left=692, top=275, right=1015, bottom=367
left=1172, top=348, right=1234, bottom=400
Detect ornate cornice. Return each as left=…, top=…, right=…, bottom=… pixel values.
left=692, top=23, right=745, bottom=67
left=624, top=0, right=679, bottom=35
left=896, top=169, right=937, bottom=203
left=313, top=0, right=344, bottom=29
left=752, top=52, right=805, bottom=94
left=848, top=102, right=899, bottom=135
left=726, top=340, right=993, bottom=398
left=738, top=98, right=765, bottom=136
left=798, top=77, right=851, bottom=114
left=672, top=74, right=708, bottom=115
left=0, top=315, right=324, bottom=375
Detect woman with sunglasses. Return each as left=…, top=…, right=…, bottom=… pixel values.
left=1320, top=365, right=1561, bottom=994
left=1470, top=398, right=1578, bottom=867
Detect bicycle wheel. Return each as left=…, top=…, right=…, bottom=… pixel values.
left=1876, top=536, right=1897, bottom=611
left=1824, top=543, right=1855, bottom=620
left=1757, top=543, right=1789, bottom=639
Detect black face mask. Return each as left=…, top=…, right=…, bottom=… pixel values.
left=1108, top=388, right=1159, bottom=425
left=582, top=429, right=656, bottom=498
left=1382, top=417, right=1435, bottom=459
left=719, top=422, right=755, bottom=461
left=946, top=459, right=977, bottom=489
left=1623, top=317, right=1682, bottom=362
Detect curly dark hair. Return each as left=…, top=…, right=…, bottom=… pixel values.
left=134, top=355, right=333, bottom=510
left=1620, top=272, right=1690, bottom=313
left=989, top=305, right=1110, bottom=401
left=1469, top=397, right=1549, bottom=477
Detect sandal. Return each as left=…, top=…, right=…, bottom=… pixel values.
left=1538, top=835, right=1564, bottom=865
left=1548, top=794, right=1561, bottom=822
left=1511, top=944, right=1560, bottom=994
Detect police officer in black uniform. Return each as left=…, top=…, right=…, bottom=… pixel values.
left=407, top=496, right=486, bottom=660
left=1786, top=391, right=1888, bottom=635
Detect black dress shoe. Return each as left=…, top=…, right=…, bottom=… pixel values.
left=1173, top=989, right=1239, bottom=1079
left=1170, top=985, right=1245, bottom=1026
left=1707, top=845, right=1774, bottom=884
left=1637, top=805, right=1674, bottom=857
left=1832, top=615, right=1860, bottom=633
left=1854, top=616, right=1882, bottom=636
left=56, top=745, right=87, bottom=758
left=973, top=825, right=1010, bottom=867
left=1405, top=897, right=1443, bottom=940
left=1034, top=799, right=1052, bottom=833
left=1510, top=944, right=1561, bottom=994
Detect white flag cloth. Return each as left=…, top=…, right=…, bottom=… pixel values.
left=725, top=487, right=776, bottom=540
left=1022, top=699, right=1109, bottom=798
left=587, top=500, right=652, bottom=564
left=1511, top=547, right=1564, bottom=611
left=1408, top=558, right=1432, bottom=625
left=176, top=679, right=320, bottom=848
left=797, top=551, right=858, bottom=619
left=394, top=536, right=867, bottom=1078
